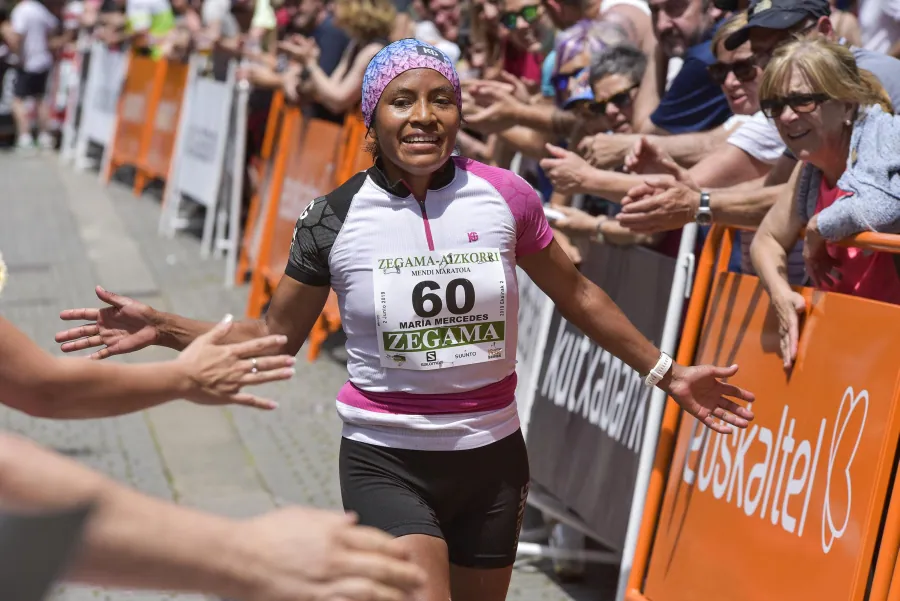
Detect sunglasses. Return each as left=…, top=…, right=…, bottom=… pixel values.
left=582, top=85, right=638, bottom=115
left=550, top=68, right=583, bottom=94
left=500, top=4, right=540, bottom=28
left=760, top=93, right=831, bottom=119
left=706, top=58, right=758, bottom=85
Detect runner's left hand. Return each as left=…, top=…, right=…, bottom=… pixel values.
left=665, top=364, right=755, bottom=433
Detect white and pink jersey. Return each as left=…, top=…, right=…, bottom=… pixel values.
left=286, top=157, right=553, bottom=451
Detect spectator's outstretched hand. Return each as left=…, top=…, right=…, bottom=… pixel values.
left=618, top=175, right=698, bottom=234
left=540, top=143, right=592, bottom=195
left=461, top=84, right=522, bottom=134
left=576, top=134, right=634, bottom=171
left=624, top=137, right=691, bottom=183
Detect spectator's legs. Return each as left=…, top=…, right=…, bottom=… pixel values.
left=11, top=94, right=33, bottom=148
left=36, top=93, right=54, bottom=149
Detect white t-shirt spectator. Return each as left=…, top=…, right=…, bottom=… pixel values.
left=726, top=111, right=786, bottom=164
left=10, top=0, right=59, bottom=73
left=859, top=0, right=900, bottom=54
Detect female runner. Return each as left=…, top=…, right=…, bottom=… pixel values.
left=55, top=39, right=756, bottom=601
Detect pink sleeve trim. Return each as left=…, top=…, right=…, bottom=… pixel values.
left=455, top=157, right=553, bottom=257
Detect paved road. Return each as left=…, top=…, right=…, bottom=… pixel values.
left=0, top=151, right=616, bottom=601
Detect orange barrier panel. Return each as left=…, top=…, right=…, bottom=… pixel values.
left=236, top=90, right=285, bottom=284
left=307, top=291, right=343, bottom=362
left=246, top=114, right=345, bottom=319
left=134, top=60, right=189, bottom=195
left=625, top=225, right=725, bottom=595
left=103, top=54, right=162, bottom=183
left=267, top=118, right=344, bottom=286
left=333, top=112, right=368, bottom=184
left=872, top=454, right=900, bottom=601
left=627, top=226, right=900, bottom=601
left=304, top=112, right=370, bottom=361
left=246, top=107, right=302, bottom=319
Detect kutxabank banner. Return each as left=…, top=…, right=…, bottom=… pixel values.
left=526, top=242, right=676, bottom=549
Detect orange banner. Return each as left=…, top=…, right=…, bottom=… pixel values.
left=638, top=272, right=900, bottom=601
left=139, top=61, right=188, bottom=184
left=266, top=117, right=344, bottom=280
left=105, top=55, right=159, bottom=176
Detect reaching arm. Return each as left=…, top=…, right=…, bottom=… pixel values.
left=156, top=277, right=328, bottom=356
left=307, top=44, right=380, bottom=115
left=579, top=168, right=647, bottom=203
left=507, top=101, right=578, bottom=138
left=519, top=239, right=754, bottom=432
left=57, top=215, right=333, bottom=360
left=708, top=181, right=792, bottom=228
left=749, top=165, right=805, bottom=301
left=0, top=434, right=425, bottom=600
left=579, top=125, right=729, bottom=172
left=519, top=241, right=668, bottom=378
left=496, top=126, right=552, bottom=159
left=687, top=143, right=772, bottom=188
left=0, top=433, right=257, bottom=595
left=2, top=316, right=185, bottom=418
left=2, top=315, right=291, bottom=419
left=645, top=126, right=730, bottom=167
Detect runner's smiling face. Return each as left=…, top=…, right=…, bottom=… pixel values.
left=374, top=68, right=461, bottom=180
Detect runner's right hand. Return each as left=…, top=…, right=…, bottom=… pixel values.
left=233, top=507, right=426, bottom=601
left=56, top=286, right=160, bottom=360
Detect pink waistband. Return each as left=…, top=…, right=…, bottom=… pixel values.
left=336, top=373, right=517, bottom=415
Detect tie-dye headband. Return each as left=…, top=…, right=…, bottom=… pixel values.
left=361, top=38, right=462, bottom=128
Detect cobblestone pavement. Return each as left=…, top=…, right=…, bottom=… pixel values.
left=1, top=151, right=618, bottom=601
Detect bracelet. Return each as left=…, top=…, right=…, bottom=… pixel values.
left=644, top=352, right=673, bottom=388
left=593, top=217, right=607, bottom=244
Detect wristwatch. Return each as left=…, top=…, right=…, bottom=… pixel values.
left=695, top=191, right=713, bottom=226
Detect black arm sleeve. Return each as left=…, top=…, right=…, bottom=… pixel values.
left=284, top=197, right=342, bottom=286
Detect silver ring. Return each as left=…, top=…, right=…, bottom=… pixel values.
left=250, top=358, right=258, bottom=374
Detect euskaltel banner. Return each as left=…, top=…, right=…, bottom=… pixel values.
left=525, top=241, right=676, bottom=550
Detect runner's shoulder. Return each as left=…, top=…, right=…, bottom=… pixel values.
left=453, top=156, right=538, bottom=201
left=296, top=170, right=368, bottom=229
left=453, top=156, right=540, bottom=206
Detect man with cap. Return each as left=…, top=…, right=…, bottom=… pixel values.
left=617, top=0, right=900, bottom=245
left=726, top=0, right=900, bottom=105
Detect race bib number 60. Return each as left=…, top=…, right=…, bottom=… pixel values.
left=373, top=249, right=508, bottom=370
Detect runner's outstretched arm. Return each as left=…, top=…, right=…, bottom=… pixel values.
left=2, top=315, right=293, bottom=419
left=519, top=239, right=755, bottom=434
left=56, top=279, right=329, bottom=359
left=0, top=433, right=425, bottom=601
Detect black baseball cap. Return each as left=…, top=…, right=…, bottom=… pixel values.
left=723, top=0, right=831, bottom=50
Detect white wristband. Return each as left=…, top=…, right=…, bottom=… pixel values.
left=644, top=352, right=673, bottom=388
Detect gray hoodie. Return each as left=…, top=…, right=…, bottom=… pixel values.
left=797, top=105, right=900, bottom=240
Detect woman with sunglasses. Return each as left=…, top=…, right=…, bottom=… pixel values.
left=56, top=39, right=755, bottom=601
left=751, top=36, right=900, bottom=369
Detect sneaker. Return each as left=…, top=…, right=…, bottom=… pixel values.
left=37, top=132, right=55, bottom=150
left=16, top=134, right=35, bottom=151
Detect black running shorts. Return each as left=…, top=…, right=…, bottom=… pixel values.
left=13, top=69, right=50, bottom=99
left=339, top=430, right=530, bottom=569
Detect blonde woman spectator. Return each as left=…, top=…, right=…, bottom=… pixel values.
left=751, top=36, right=900, bottom=368
left=283, top=0, right=394, bottom=116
